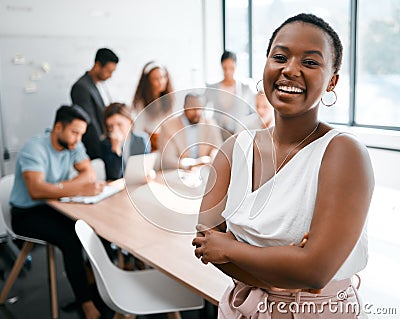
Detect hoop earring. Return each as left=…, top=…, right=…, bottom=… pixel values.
left=321, top=90, right=337, bottom=107
left=256, top=79, right=264, bottom=93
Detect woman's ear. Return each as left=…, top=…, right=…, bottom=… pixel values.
left=327, top=74, right=339, bottom=91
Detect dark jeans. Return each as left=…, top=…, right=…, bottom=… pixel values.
left=11, top=204, right=92, bottom=303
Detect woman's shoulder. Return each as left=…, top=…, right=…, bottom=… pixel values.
left=321, top=127, right=372, bottom=176
left=217, top=131, right=251, bottom=161
left=326, top=127, right=368, bottom=154
left=206, top=81, right=221, bottom=89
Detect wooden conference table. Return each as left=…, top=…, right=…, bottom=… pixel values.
left=48, top=171, right=231, bottom=306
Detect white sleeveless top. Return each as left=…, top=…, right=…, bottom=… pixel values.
left=222, top=129, right=368, bottom=280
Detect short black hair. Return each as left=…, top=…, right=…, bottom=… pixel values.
left=95, top=48, right=119, bottom=66
left=266, top=13, right=343, bottom=74
left=184, top=93, right=202, bottom=107
left=54, top=105, right=90, bottom=127
left=221, top=50, right=237, bottom=64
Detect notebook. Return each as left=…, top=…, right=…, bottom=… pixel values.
left=59, top=185, right=123, bottom=204
left=124, top=153, right=158, bottom=185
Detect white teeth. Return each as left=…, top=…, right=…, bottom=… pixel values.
left=278, top=85, right=303, bottom=93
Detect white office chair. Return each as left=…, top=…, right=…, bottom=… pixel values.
left=69, top=158, right=106, bottom=181
left=75, top=219, right=204, bottom=318
left=0, top=174, right=58, bottom=319
left=91, top=158, right=106, bottom=181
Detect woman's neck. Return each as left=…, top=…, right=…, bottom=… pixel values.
left=221, top=78, right=235, bottom=87
left=273, top=115, right=320, bottom=146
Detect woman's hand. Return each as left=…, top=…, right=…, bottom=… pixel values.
left=290, top=232, right=309, bottom=248
left=109, top=129, right=125, bottom=156
left=192, top=224, right=237, bottom=265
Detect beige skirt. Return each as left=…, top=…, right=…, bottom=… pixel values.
left=218, top=277, right=366, bottom=319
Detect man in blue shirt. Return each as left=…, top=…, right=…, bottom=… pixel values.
left=10, top=105, right=104, bottom=319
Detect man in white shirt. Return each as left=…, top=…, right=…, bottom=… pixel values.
left=159, top=93, right=223, bottom=170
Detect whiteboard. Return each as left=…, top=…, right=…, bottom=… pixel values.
left=0, top=36, right=109, bottom=150
left=0, top=35, right=203, bottom=153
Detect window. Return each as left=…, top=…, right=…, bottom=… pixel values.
left=224, top=0, right=400, bottom=130
left=356, top=0, right=400, bottom=128
left=225, top=0, right=250, bottom=76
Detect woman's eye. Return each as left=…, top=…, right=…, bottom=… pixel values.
left=272, top=54, right=287, bottom=62
left=303, top=59, right=319, bottom=66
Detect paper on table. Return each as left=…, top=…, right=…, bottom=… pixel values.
left=59, top=185, right=123, bottom=204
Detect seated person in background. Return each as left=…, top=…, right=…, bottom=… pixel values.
left=158, top=93, right=223, bottom=170
left=238, top=91, right=274, bottom=131
left=100, top=102, right=150, bottom=180
left=10, top=105, right=104, bottom=319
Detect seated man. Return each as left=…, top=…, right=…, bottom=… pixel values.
left=158, top=93, right=223, bottom=170
left=100, top=102, right=151, bottom=180
left=10, top=105, right=104, bottom=319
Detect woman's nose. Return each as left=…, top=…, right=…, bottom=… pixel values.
left=282, top=58, right=301, bottom=77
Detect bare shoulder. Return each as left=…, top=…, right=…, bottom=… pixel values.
left=325, top=131, right=370, bottom=160
left=214, top=133, right=239, bottom=165
left=321, top=130, right=374, bottom=189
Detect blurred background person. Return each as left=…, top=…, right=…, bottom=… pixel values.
left=100, top=103, right=150, bottom=181
left=206, top=50, right=256, bottom=139
left=238, top=91, right=274, bottom=131
left=71, top=48, right=119, bottom=159
left=132, top=61, right=175, bottom=151
left=158, top=93, right=223, bottom=170
left=10, top=105, right=104, bottom=319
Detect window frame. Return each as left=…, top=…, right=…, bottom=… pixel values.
left=222, top=0, right=400, bottom=144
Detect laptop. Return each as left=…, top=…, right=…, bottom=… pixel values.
left=124, top=152, right=158, bottom=185
left=59, top=184, right=123, bottom=204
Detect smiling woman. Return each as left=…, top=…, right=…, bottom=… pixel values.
left=264, top=15, right=341, bottom=118
left=193, top=13, right=374, bottom=319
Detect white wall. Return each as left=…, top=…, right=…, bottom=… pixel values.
left=203, top=0, right=224, bottom=84
left=334, top=125, right=400, bottom=189
left=0, top=0, right=223, bottom=175
left=0, top=0, right=206, bottom=94
left=368, top=149, right=400, bottom=189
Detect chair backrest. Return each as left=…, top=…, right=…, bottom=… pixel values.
left=0, top=174, right=15, bottom=236
left=75, top=219, right=204, bottom=315
left=91, top=158, right=106, bottom=181
left=75, top=219, right=120, bottom=309
left=69, top=159, right=106, bottom=181
left=0, top=174, right=47, bottom=244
